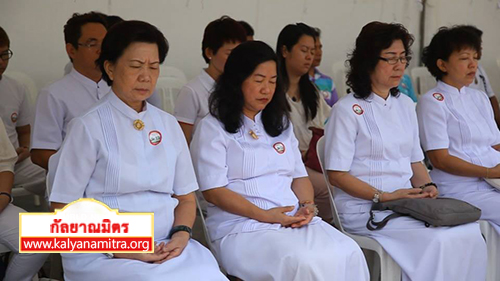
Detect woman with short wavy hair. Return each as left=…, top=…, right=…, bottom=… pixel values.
left=325, top=21, right=487, bottom=281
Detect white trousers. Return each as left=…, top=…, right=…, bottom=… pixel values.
left=13, top=158, right=46, bottom=196
left=0, top=204, right=49, bottom=281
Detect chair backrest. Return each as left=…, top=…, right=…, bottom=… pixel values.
left=155, top=77, right=185, bottom=114
left=331, top=61, right=349, bottom=99
left=5, top=70, right=39, bottom=107
left=316, top=136, right=345, bottom=233
left=160, top=65, right=187, bottom=84
left=410, top=66, right=436, bottom=97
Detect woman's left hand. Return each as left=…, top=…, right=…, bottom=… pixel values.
left=153, top=231, right=190, bottom=264
left=421, top=185, right=439, bottom=199
left=290, top=206, right=314, bottom=228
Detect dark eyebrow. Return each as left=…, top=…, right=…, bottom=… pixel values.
left=254, top=74, right=278, bottom=79
left=382, top=51, right=406, bottom=56
left=129, top=59, right=160, bottom=64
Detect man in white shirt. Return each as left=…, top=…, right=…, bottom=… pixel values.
left=31, top=12, right=109, bottom=170
left=0, top=26, right=45, bottom=196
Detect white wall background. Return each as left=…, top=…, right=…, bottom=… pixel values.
left=0, top=0, right=499, bottom=95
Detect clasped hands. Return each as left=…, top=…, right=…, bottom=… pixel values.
left=263, top=205, right=314, bottom=228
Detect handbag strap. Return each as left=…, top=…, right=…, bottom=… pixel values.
left=366, top=210, right=405, bottom=231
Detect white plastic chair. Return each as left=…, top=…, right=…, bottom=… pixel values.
left=479, top=220, right=499, bottom=281
left=160, top=65, right=187, bottom=84
left=410, top=67, right=436, bottom=97
left=316, top=136, right=401, bottom=281
left=195, top=198, right=235, bottom=278
left=155, top=77, right=185, bottom=114
left=5, top=71, right=38, bottom=107
left=331, top=61, right=349, bottom=99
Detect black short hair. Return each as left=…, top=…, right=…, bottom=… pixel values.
left=97, top=20, right=169, bottom=86
left=276, top=23, right=318, bottom=122
left=0, top=26, right=9, bottom=47
left=238, top=21, right=254, bottom=37
left=201, top=16, right=247, bottom=63
left=422, top=25, right=481, bottom=81
left=346, top=21, right=414, bottom=99
left=312, top=27, right=321, bottom=38
left=106, top=15, right=124, bottom=28
left=64, top=12, right=107, bottom=49
left=209, top=41, right=289, bottom=137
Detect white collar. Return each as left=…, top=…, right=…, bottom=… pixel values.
left=69, top=68, right=109, bottom=99
left=108, top=90, right=148, bottom=120
left=200, top=69, right=216, bottom=93
left=437, top=80, right=467, bottom=95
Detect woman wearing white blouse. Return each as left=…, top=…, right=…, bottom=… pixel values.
left=418, top=24, right=500, bottom=256
left=325, top=22, right=487, bottom=281
left=48, top=21, right=226, bottom=281
left=191, top=41, right=369, bottom=281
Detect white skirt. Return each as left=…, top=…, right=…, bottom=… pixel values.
left=213, top=220, right=369, bottom=281
left=61, top=239, right=228, bottom=281
left=340, top=211, right=487, bottom=281
left=440, top=180, right=500, bottom=234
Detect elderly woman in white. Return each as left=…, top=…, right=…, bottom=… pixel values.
left=48, top=20, right=226, bottom=281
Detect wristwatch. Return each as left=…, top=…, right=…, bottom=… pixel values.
left=168, top=225, right=192, bottom=239
left=104, top=253, right=114, bottom=259
left=372, top=190, right=383, bottom=203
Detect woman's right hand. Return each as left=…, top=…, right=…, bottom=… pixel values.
left=113, top=242, right=171, bottom=263
left=381, top=188, right=430, bottom=202
left=263, top=206, right=306, bottom=227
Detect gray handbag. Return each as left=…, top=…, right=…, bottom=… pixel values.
left=367, top=197, right=481, bottom=230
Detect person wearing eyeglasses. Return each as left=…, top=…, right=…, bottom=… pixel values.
left=0, top=27, right=46, bottom=198
left=325, top=22, right=487, bottom=281
left=418, top=25, right=500, bottom=270
left=30, top=12, right=109, bottom=171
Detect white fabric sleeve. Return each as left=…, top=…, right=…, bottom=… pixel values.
left=416, top=94, right=450, bottom=152
left=0, top=120, right=17, bottom=173
left=190, top=117, right=229, bottom=191
left=31, top=89, right=64, bottom=150
left=16, top=83, right=32, bottom=127
left=324, top=102, right=357, bottom=171
left=170, top=118, right=199, bottom=195
left=49, top=117, right=97, bottom=204
left=174, top=85, right=199, bottom=125
left=288, top=124, right=308, bottom=178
